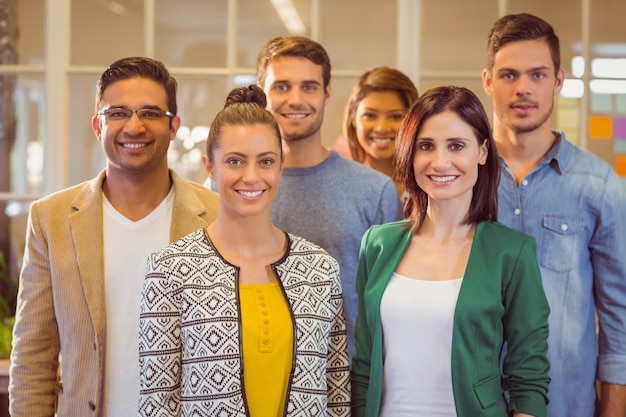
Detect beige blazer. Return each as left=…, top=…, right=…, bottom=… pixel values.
left=8, top=170, right=219, bottom=417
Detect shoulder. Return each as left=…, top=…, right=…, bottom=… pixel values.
left=153, top=228, right=209, bottom=259
left=474, top=221, right=536, bottom=255
left=557, top=133, right=615, bottom=177
left=331, top=152, right=394, bottom=183
left=288, top=233, right=334, bottom=257
left=31, top=173, right=104, bottom=212
left=172, top=172, right=219, bottom=202
left=284, top=233, right=340, bottom=271
left=365, top=219, right=411, bottom=239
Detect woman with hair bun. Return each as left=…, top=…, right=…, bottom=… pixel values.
left=139, top=84, right=350, bottom=417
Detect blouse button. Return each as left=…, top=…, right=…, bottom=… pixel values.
left=561, top=223, right=568, bottom=231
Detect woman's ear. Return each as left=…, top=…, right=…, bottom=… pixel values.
left=202, top=154, right=213, bottom=178
left=478, top=139, right=489, bottom=165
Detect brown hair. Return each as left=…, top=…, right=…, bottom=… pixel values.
left=256, top=36, right=331, bottom=89
left=394, top=86, right=499, bottom=230
left=94, top=56, right=178, bottom=116
left=206, top=84, right=281, bottom=163
left=486, top=13, right=560, bottom=74
left=343, top=66, right=418, bottom=162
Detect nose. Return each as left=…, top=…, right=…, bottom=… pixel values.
left=431, top=148, right=451, bottom=170
left=242, top=163, right=260, bottom=184
left=515, top=76, right=532, bottom=97
left=286, top=88, right=304, bottom=107
left=375, top=116, right=394, bottom=132
left=123, top=112, right=147, bottom=134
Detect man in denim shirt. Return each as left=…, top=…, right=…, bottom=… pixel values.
left=482, top=13, right=626, bottom=417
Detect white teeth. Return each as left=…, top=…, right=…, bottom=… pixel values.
left=123, top=143, right=146, bottom=149
left=239, top=190, right=263, bottom=197
left=284, top=114, right=306, bottom=119
left=430, top=175, right=456, bottom=182
left=372, top=138, right=392, bottom=144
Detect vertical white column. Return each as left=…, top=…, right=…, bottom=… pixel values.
left=396, top=0, right=421, bottom=88
left=44, top=0, right=70, bottom=193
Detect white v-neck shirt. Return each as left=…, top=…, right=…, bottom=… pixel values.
left=379, top=272, right=462, bottom=417
left=102, top=189, right=174, bottom=416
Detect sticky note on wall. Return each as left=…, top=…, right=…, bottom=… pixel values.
left=589, top=115, right=613, bottom=139
left=615, top=117, right=626, bottom=139
left=616, top=155, right=626, bottom=176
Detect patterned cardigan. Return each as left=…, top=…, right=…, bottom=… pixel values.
left=138, top=228, right=351, bottom=417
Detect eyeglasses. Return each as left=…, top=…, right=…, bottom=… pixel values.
left=97, top=107, right=174, bottom=122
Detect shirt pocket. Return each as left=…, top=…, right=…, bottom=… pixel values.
left=540, top=215, right=586, bottom=273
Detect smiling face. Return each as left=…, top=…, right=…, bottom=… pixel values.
left=260, top=56, right=330, bottom=143
left=483, top=39, right=564, bottom=135
left=92, top=77, right=179, bottom=179
left=353, top=91, right=406, bottom=165
left=206, top=123, right=283, bottom=219
left=413, top=110, right=488, bottom=208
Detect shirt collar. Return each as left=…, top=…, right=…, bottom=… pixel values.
left=539, top=130, right=565, bottom=176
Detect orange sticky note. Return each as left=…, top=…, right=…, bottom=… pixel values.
left=616, top=155, right=626, bottom=176
left=589, top=115, right=613, bottom=140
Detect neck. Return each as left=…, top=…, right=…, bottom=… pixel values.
left=102, top=167, right=172, bottom=221
left=208, top=214, right=283, bottom=258
left=420, top=197, right=473, bottom=242
left=282, top=136, right=330, bottom=168
left=492, top=118, right=557, bottom=183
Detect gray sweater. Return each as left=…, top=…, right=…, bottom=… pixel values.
left=271, top=150, right=402, bottom=358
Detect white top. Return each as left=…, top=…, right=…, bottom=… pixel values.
left=102, top=188, right=174, bottom=417
left=379, top=272, right=463, bottom=417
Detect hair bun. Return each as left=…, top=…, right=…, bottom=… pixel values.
left=224, top=84, right=267, bottom=109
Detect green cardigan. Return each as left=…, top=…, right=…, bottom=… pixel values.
left=351, top=220, right=550, bottom=417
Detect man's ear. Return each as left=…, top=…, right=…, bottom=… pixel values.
left=554, top=68, right=565, bottom=96
left=92, top=115, right=102, bottom=141
left=482, top=69, right=493, bottom=97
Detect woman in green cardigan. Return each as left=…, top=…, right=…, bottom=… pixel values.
left=351, top=86, right=550, bottom=417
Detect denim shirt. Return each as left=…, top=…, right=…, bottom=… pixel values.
left=497, top=131, right=626, bottom=417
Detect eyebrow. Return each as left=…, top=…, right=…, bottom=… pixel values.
left=497, top=65, right=552, bottom=73
left=106, top=104, right=163, bottom=110
left=224, top=151, right=280, bottom=158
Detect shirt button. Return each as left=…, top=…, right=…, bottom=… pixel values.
left=522, top=179, right=528, bottom=186
left=561, top=223, right=568, bottom=231
left=514, top=208, right=521, bottom=215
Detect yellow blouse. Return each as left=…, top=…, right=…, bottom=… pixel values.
left=240, top=282, right=293, bottom=417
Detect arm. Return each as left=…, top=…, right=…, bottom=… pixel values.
left=594, top=174, right=626, bottom=417
left=502, top=236, right=550, bottom=417
left=138, top=253, right=182, bottom=417
left=326, top=258, right=351, bottom=417
left=9, top=202, right=60, bottom=417
left=598, top=383, right=626, bottom=417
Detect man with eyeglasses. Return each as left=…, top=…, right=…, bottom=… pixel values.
left=9, top=56, right=220, bottom=417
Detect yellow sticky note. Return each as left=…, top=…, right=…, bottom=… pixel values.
left=589, top=115, right=613, bottom=140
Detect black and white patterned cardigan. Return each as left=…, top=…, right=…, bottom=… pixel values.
left=138, top=228, right=351, bottom=417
